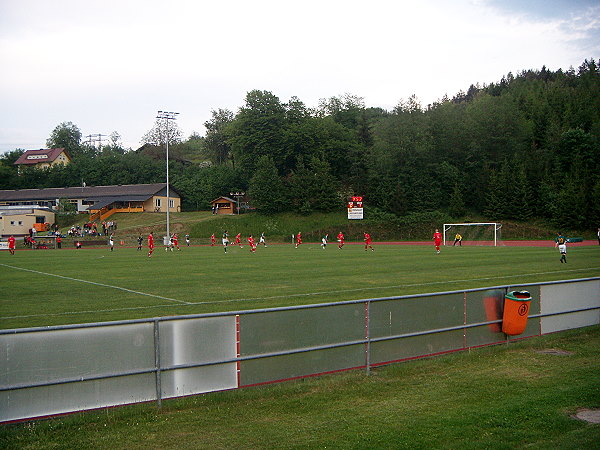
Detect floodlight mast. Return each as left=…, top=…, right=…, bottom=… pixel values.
left=156, top=111, right=179, bottom=242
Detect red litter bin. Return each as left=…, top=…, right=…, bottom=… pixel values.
left=502, top=291, right=532, bottom=335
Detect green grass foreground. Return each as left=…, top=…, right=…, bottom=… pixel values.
left=1, top=242, right=599, bottom=329
left=1, top=326, right=598, bottom=449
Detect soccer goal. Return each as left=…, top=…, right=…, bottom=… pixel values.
left=443, top=223, right=503, bottom=246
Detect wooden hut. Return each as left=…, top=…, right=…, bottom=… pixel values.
left=210, top=196, right=237, bottom=215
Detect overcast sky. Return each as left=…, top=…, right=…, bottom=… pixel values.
left=1, top=0, right=598, bottom=154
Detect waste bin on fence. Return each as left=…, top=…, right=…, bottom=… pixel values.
left=502, top=290, right=532, bottom=336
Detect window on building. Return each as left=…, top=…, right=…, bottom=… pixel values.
left=169, top=199, right=174, bottom=208
left=155, top=198, right=161, bottom=207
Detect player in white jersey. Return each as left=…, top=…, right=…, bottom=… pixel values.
left=222, top=231, right=230, bottom=253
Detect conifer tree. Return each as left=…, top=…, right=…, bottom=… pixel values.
left=248, top=155, right=287, bottom=214
left=449, top=183, right=466, bottom=218
left=484, top=170, right=502, bottom=218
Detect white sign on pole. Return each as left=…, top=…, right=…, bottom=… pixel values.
left=348, top=208, right=363, bottom=219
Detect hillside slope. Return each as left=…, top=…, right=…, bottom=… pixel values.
left=56, top=211, right=594, bottom=243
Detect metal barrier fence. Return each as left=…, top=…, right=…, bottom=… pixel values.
left=1, top=277, right=599, bottom=423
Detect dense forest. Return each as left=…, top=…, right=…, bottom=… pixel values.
left=1, top=59, right=599, bottom=230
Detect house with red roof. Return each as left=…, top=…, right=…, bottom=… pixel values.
left=14, top=148, right=72, bottom=170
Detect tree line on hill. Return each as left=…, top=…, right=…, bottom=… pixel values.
left=1, top=59, right=598, bottom=230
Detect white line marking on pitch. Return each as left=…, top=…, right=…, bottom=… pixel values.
left=0, top=304, right=182, bottom=320
left=190, top=266, right=600, bottom=305
left=1, top=264, right=597, bottom=320
left=0, top=263, right=191, bottom=304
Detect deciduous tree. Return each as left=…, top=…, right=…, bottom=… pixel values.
left=46, top=122, right=83, bottom=157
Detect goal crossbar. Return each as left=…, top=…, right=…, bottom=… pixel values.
left=443, top=223, right=502, bottom=246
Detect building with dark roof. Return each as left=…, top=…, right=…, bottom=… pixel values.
left=0, top=206, right=56, bottom=237
left=0, top=183, right=181, bottom=221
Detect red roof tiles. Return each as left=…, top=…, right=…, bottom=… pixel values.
left=14, top=148, right=71, bottom=165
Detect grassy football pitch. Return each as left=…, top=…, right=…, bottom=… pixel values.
left=1, top=242, right=599, bottom=330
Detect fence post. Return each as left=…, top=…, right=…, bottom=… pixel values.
left=463, top=291, right=467, bottom=349
left=365, top=301, right=371, bottom=375
left=236, top=315, right=241, bottom=387
left=154, top=319, right=162, bottom=408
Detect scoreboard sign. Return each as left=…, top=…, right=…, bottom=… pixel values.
left=347, top=196, right=364, bottom=220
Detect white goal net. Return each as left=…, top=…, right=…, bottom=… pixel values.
left=443, top=223, right=503, bottom=246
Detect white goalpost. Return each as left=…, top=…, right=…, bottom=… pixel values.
left=443, top=223, right=503, bottom=246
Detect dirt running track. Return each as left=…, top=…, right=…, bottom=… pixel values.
left=377, top=240, right=599, bottom=247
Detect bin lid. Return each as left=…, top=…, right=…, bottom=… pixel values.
left=506, top=290, right=531, bottom=301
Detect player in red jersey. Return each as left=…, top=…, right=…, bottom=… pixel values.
left=235, top=233, right=243, bottom=248
left=7, top=235, right=16, bottom=255
left=433, top=228, right=442, bottom=254
left=211, top=233, right=216, bottom=246
left=247, top=235, right=257, bottom=253
left=147, top=232, right=154, bottom=257
left=295, top=232, right=302, bottom=248
left=337, top=232, right=345, bottom=249
left=364, top=232, right=374, bottom=251
left=172, top=234, right=180, bottom=251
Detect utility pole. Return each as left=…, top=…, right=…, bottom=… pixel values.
left=229, top=192, right=245, bottom=215
left=84, top=133, right=107, bottom=151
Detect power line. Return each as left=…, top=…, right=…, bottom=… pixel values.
left=84, top=133, right=108, bottom=149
